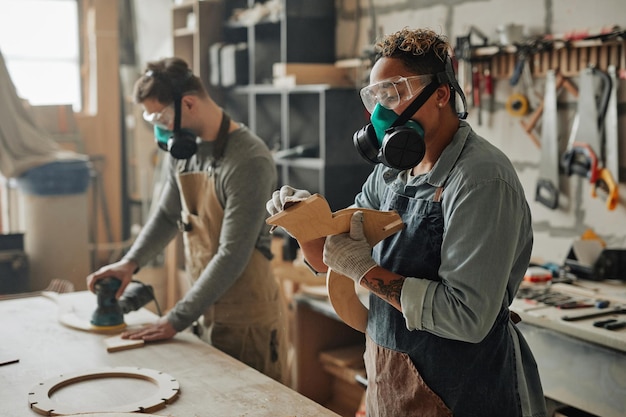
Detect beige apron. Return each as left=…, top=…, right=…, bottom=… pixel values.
left=177, top=171, right=288, bottom=383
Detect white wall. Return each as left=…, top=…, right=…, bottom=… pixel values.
left=133, top=0, right=173, bottom=70
left=337, top=0, right=626, bottom=264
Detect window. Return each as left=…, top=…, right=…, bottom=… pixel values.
left=0, top=0, right=81, bottom=110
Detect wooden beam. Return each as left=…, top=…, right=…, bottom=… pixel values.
left=76, top=0, right=123, bottom=265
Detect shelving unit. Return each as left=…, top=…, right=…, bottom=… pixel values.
left=218, top=0, right=372, bottom=211
left=172, top=0, right=224, bottom=94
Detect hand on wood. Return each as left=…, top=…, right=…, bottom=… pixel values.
left=121, top=316, right=176, bottom=342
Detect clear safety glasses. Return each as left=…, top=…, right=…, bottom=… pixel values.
left=360, top=74, right=434, bottom=114
left=142, top=104, right=175, bottom=129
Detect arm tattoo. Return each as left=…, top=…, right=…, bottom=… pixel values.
left=362, top=275, right=404, bottom=307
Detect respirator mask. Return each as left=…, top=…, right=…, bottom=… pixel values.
left=143, top=70, right=199, bottom=159
left=353, top=56, right=468, bottom=170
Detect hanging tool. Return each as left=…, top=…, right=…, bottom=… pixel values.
left=484, top=65, right=494, bottom=126
left=591, top=66, right=619, bottom=210
left=506, top=44, right=531, bottom=117
left=620, top=37, right=626, bottom=80
left=455, top=26, right=490, bottom=125
left=90, top=277, right=158, bottom=330
left=535, top=70, right=560, bottom=209
left=472, top=63, right=482, bottom=125
left=520, top=71, right=578, bottom=148
left=593, top=65, right=620, bottom=210
left=561, top=66, right=617, bottom=210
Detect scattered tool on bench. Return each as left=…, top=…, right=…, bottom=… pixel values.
left=561, top=307, right=626, bottom=322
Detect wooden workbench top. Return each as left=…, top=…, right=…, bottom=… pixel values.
left=0, top=291, right=339, bottom=416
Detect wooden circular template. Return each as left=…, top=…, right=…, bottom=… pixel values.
left=28, top=366, right=180, bottom=416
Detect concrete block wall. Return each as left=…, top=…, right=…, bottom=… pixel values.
left=336, top=0, right=626, bottom=264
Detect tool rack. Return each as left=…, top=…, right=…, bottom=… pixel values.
left=470, top=37, right=626, bottom=79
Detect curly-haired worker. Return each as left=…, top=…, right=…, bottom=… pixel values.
left=87, top=57, right=288, bottom=384
left=268, top=28, right=546, bottom=416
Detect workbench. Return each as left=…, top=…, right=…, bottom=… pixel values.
left=510, top=279, right=626, bottom=417
left=292, top=278, right=626, bottom=417
left=0, top=291, right=340, bottom=416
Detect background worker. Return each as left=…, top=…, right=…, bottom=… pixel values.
left=87, top=57, right=288, bottom=383
left=268, top=28, right=546, bottom=416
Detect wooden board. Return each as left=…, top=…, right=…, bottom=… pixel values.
left=104, top=335, right=145, bottom=353
left=42, top=291, right=156, bottom=335
left=267, top=194, right=404, bottom=332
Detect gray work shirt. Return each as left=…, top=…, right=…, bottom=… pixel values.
left=354, top=120, right=533, bottom=341
left=123, top=124, right=276, bottom=331
left=354, top=121, right=546, bottom=416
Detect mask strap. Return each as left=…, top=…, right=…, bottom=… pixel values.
left=390, top=80, right=441, bottom=128
left=173, top=94, right=183, bottom=133
left=171, top=70, right=193, bottom=132
left=438, top=57, right=469, bottom=119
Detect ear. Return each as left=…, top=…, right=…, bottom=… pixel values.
left=181, top=95, right=195, bottom=111
left=435, top=84, right=451, bottom=105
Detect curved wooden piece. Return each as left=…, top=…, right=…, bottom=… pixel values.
left=43, top=291, right=154, bottom=334
left=28, top=366, right=180, bottom=416
left=267, top=194, right=404, bottom=332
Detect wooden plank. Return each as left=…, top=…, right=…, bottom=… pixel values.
left=104, top=335, right=145, bottom=353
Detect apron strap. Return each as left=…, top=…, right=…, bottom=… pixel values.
left=211, top=111, right=231, bottom=165
left=433, top=186, right=444, bottom=202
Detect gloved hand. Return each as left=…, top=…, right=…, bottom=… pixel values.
left=266, top=185, right=312, bottom=216
left=323, top=211, right=377, bottom=283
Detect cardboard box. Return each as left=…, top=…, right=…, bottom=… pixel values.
left=272, top=63, right=356, bottom=87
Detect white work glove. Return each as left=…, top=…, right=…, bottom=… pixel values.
left=323, top=211, right=377, bottom=283
left=266, top=185, right=312, bottom=216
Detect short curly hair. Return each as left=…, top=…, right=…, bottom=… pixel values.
left=374, top=28, right=450, bottom=75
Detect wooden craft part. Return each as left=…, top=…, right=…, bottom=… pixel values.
left=28, top=366, right=180, bottom=416
left=267, top=194, right=404, bottom=332
left=105, top=334, right=146, bottom=353
left=42, top=291, right=155, bottom=334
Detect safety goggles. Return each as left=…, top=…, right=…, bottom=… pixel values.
left=142, top=104, right=175, bottom=129
left=360, top=74, right=434, bottom=114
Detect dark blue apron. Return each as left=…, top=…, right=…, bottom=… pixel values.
left=364, top=179, right=521, bottom=417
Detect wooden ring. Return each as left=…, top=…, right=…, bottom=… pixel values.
left=28, top=366, right=180, bottom=415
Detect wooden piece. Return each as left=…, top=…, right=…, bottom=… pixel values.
left=267, top=194, right=404, bottom=332
left=273, top=63, right=356, bottom=87
left=47, top=291, right=155, bottom=334
left=28, top=366, right=179, bottom=415
left=105, top=335, right=145, bottom=353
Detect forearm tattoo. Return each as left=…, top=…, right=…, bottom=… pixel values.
left=362, top=275, right=404, bottom=308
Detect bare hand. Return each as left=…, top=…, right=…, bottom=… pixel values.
left=86, top=260, right=138, bottom=298
left=121, top=316, right=177, bottom=342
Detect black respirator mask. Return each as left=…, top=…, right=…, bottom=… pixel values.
left=353, top=57, right=468, bottom=170
left=151, top=70, right=199, bottom=160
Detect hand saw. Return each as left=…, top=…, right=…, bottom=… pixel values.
left=535, top=70, right=560, bottom=209
left=561, top=66, right=617, bottom=210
